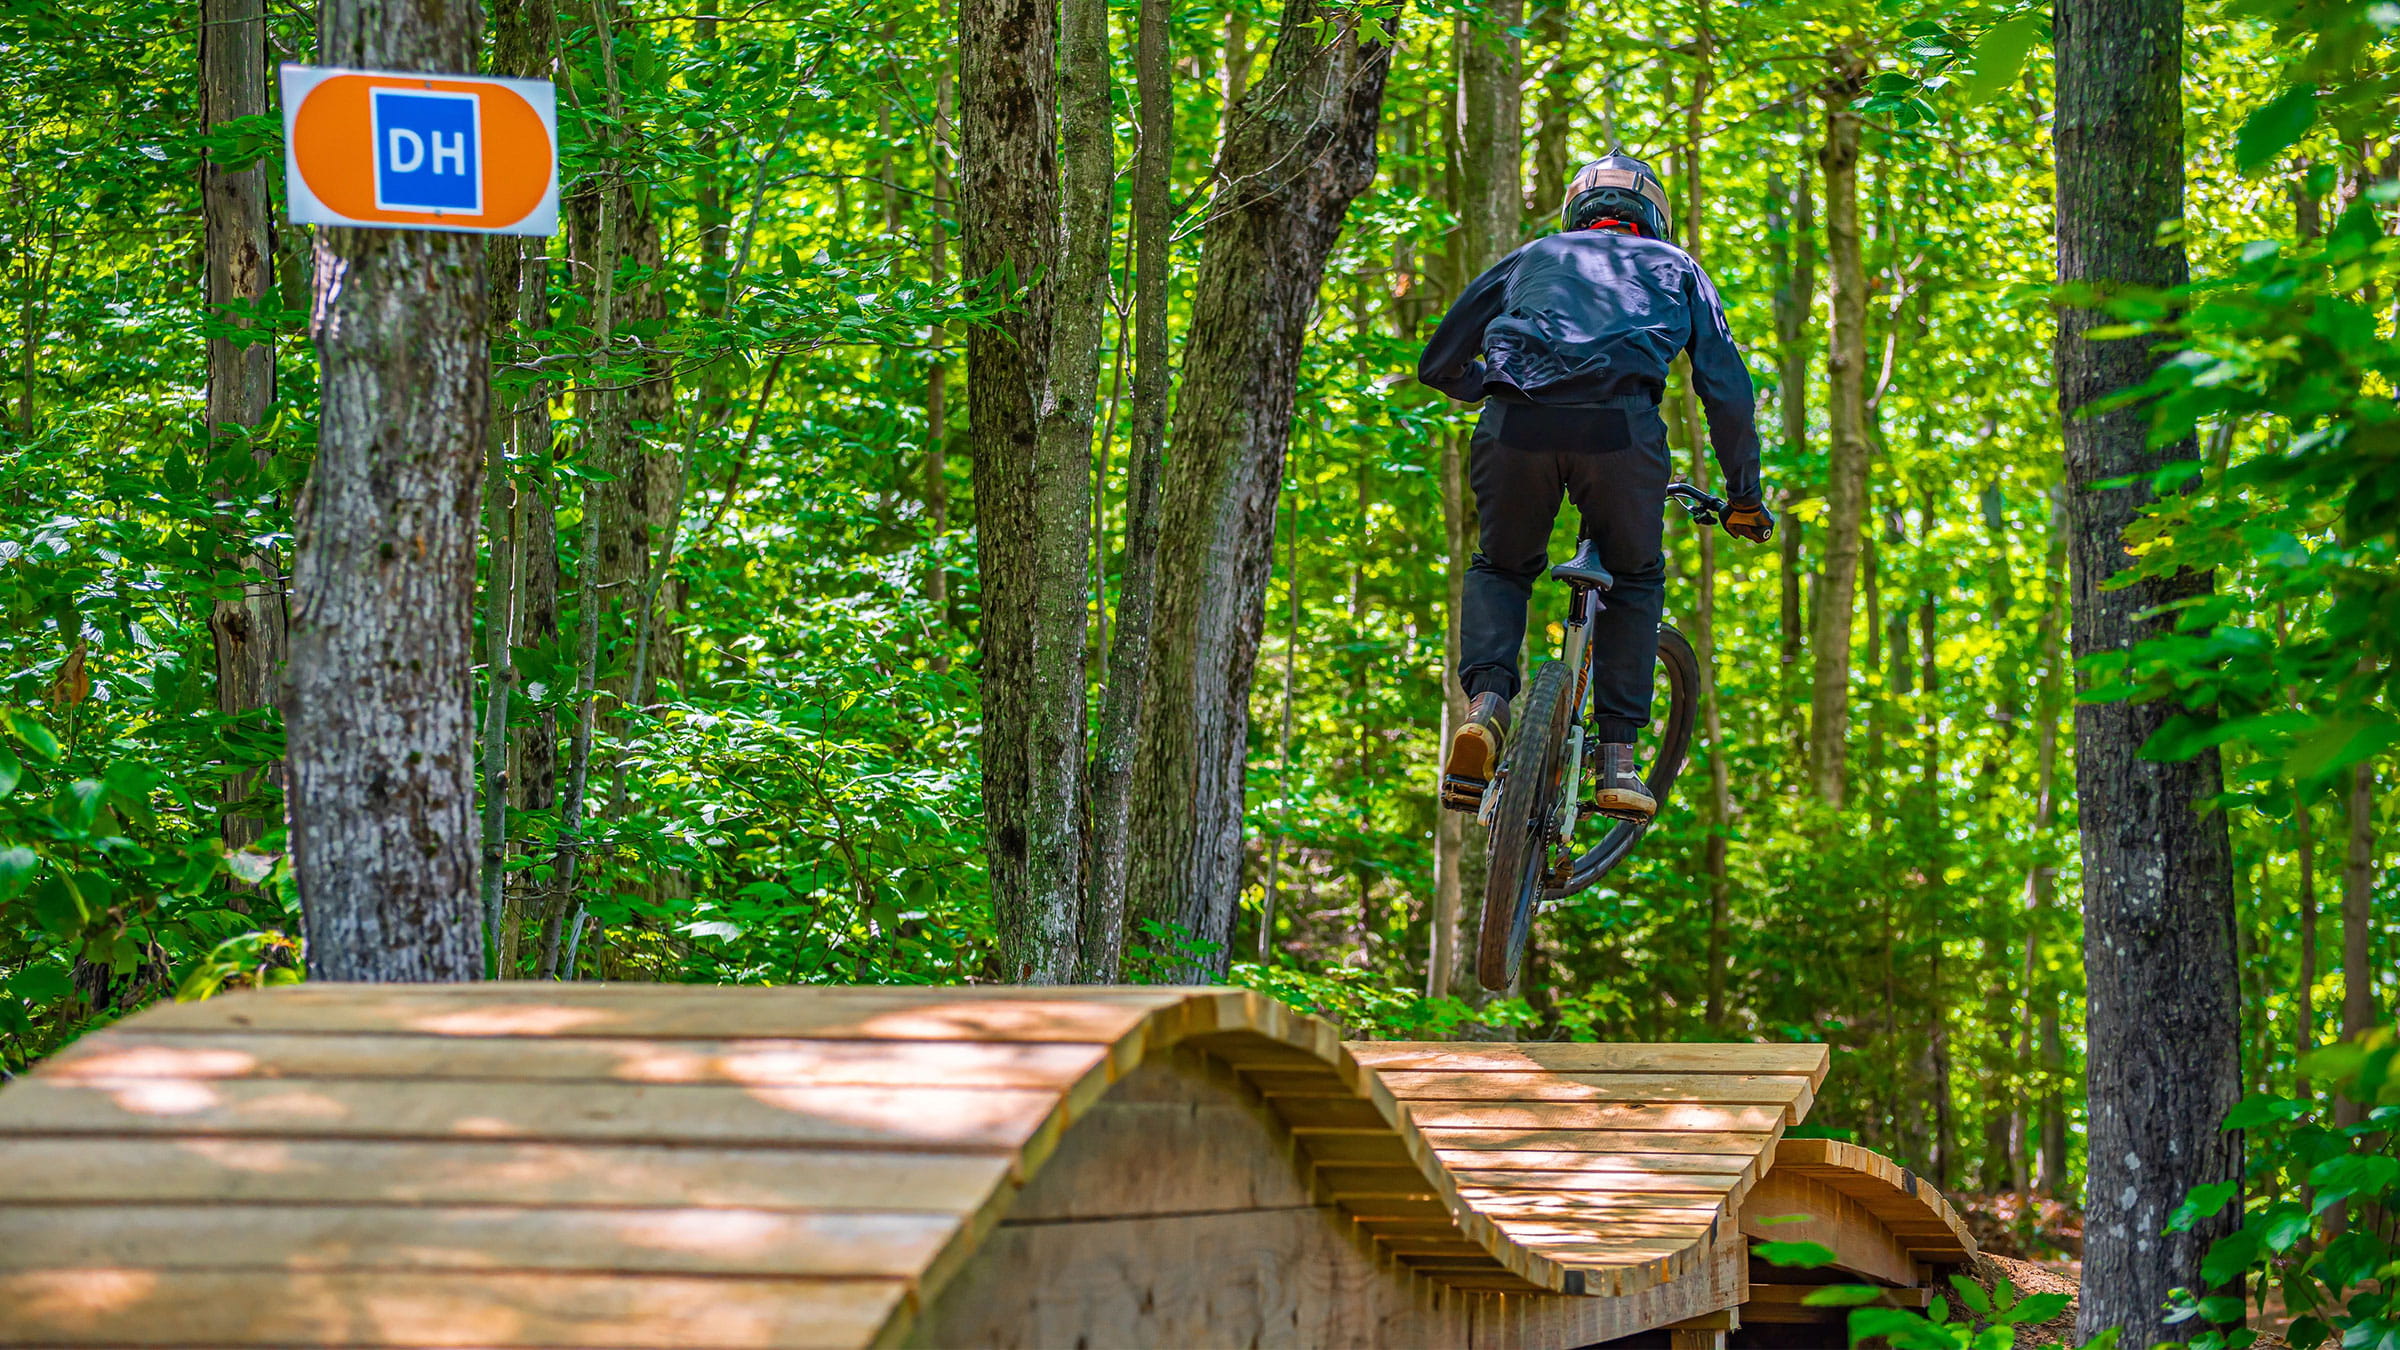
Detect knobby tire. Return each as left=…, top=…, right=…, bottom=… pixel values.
left=1476, top=660, right=1573, bottom=992
left=1474, top=627, right=1702, bottom=992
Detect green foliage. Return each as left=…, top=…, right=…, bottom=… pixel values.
left=2157, top=1032, right=2400, bottom=1350
left=1757, top=1243, right=2088, bottom=1349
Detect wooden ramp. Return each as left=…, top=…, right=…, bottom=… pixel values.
left=0, top=984, right=1974, bottom=1348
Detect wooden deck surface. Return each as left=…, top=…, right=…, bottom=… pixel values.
left=0, top=983, right=1968, bottom=1348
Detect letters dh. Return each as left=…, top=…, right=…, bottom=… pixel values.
left=370, top=88, right=482, bottom=215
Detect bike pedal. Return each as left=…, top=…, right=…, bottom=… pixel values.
left=1585, top=801, right=1654, bottom=824
left=1440, top=774, right=1487, bottom=813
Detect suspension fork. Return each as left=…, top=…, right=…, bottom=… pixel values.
left=1554, top=584, right=1605, bottom=841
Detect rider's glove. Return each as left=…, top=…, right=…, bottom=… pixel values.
left=1723, top=499, right=1776, bottom=543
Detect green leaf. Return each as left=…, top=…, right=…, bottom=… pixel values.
left=1752, top=1240, right=1839, bottom=1269
left=1950, top=1273, right=1992, bottom=1316
left=2199, top=1227, right=2262, bottom=1285
left=0, top=741, right=19, bottom=799
left=0, top=845, right=36, bottom=898
left=2007, top=1291, right=2071, bottom=1325
left=2234, top=84, right=2318, bottom=172
left=3, top=710, right=62, bottom=762
left=1956, top=15, right=2043, bottom=105
left=1801, top=1284, right=1887, bottom=1307
left=2307, top=1153, right=2399, bottom=1211
left=2167, top=1180, right=2238, bottom=1232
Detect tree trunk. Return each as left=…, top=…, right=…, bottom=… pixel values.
left=1770, top=163, right=1813, bottom=752
left=1526, top=6, right=1570, bottom=223
left=1080, top=0, right=1170, bottom=982
left=2057, top=0, right=2244, bottom=1332
left=963, top=0, right=1096, bottom=982
left=1456, top=0, right=1522, bottom=269
left=1674, top=22, right=1733, bottom=1030
left=290, top=0, right=488, bottom=983
left=1807, top=55, right=1868, bottom=808
left=1428, top=2, right=1513, bottom=1001
left=2297, top=799, right=2319, bottom=1098
left=201, top=0, right=286, bottom=852
left=925, top=0, right=954, bottom=609
left=483, top=0, right=556, bottom=975
left=2337, top=760, right=2377, bottom=1123
left=2019, top=484, right=2067, bottom=1194
left=1126, top=0, right=1396, bottom=976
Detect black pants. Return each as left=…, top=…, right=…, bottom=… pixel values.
left=1459, top=396, right=1671, bottom=744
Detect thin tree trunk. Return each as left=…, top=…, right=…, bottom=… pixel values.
left=1770, top=163, right=1813, bottom=754
left=291, top=0, right=488, bottom=983
left=543, top=19, right=626, bottom=979
left=963, top=0, right=1098, bottom=982
left=1262, top=489, right=1302, bottom=964
left=484, top=0, right=556, bottom=976
left=2337, top=760, right=2377, bottom=1123
left=2017, top=486, right=2066, bottom=1195
left=1079, top=0, right=1171, bottom=982
left=1526, top=5, right=1570, bottom=223
left=1669, top=24, right=1734, bottom=1030
left=201, top=0, right=285, bottom=853
left=2297, top=799, right=2319, bottom=1099
left=1432, top=428, right=1469, bottom=997
left=1430, top=0, right=1513, bottom=1002
left=925, top=0, right=954, bottom=609
left=2057, top=0, right=2244, bottom=1330
left=1807, top=55, right=1867, bottom=807
left=1125, top=0, right=1397, bottom=976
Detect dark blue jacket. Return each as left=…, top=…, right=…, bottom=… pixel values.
left=1418, top=229, right=1762, bottom=503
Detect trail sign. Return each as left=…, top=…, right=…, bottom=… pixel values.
left=280, top=65, right=558, bottom=236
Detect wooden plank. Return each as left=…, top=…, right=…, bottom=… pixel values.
left=1450, top=1168, right=1739, bottom=1195
left=40, top=1032, right=1113, bottom=1091
left=1429, top=1147, right=1754, bottom=1175
left=0, top=1077, right=1062, bottom=1151
left=1417, top=1126, right=1778, bottom=1156
left=124, top=986, right=1169, bottom=1044
left=1404, top=1100, right=1787, bottom=1133
left=1351, top=1041, right=1830, bottom=1086
left=0, top=1137, right=1010, bottom=1212
left=1376, top=1071, right=1810, bottom=1107
left=0, top=1205, right=961, bottom=1280
left=0, top=1268, right=905, bottom=1348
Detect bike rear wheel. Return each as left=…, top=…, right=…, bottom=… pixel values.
left=1549, top=624, right=1701, bottom=900
left=1476, top=660, right=1574, bottom=992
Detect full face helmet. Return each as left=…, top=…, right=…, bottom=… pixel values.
left=1560, top=154, right=1675, bottom=244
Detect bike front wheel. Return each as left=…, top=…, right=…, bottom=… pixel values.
left=1548, top=623, right=1701, bottom=900
left=1476, top=660, right=1575, bottom=992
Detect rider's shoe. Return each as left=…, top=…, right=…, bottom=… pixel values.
left=1445, top=692, right=1510, bottom=789
left=1589, top=742, right=1657, bottom=822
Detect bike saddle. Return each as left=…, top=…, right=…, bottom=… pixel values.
left=1549, top=539, right=1615, bottom=591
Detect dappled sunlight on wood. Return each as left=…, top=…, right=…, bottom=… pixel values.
left=92, top=1077, right=222, bottom=1116
left=0, top=1268, right=160, bottom=1326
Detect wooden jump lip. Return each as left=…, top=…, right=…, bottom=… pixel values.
left=0, top=983, right=1948, bottom=1349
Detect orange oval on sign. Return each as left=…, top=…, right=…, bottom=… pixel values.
left=292, top=73, right=553, bottom=230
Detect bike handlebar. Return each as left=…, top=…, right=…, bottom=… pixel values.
left=1665, top=482, right=1728, bottom=523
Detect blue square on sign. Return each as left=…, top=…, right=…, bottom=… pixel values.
left=371, top=88, right=483, bottom=214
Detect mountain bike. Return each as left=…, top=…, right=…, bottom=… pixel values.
left=1457, top=482, right=1743, bottom=992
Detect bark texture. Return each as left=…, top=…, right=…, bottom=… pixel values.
left=1808, top=54, right=1868, bottom=808
left=201, top=0, right=285, bottom=849
left=2055, top=0, right=2243, bottom=1333
left=1080, top=0, right=1171, bottom=982
left=1127, top=0, right=1396, bottom=975
left=290, top=0, right=489, bottom=982
left=962, top=0, right=1088, bottom=981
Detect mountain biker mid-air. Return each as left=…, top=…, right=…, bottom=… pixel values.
left=1420, top=154, right=1774, bottom=823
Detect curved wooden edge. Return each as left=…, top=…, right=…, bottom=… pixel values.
left=0, top=985, right=1824, bottom=1349
left=1764, top=1137, right=1978, bottom=1266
